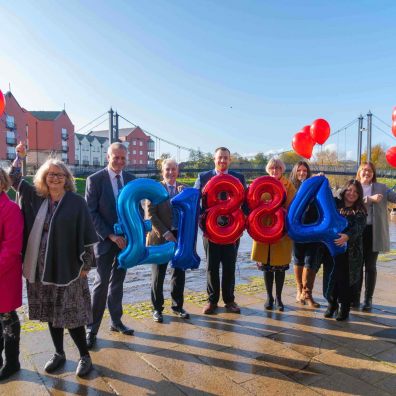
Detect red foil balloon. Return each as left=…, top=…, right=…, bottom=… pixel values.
left=301, top=125, right=311, bottom=135
left=310, top=118, right=330, bottom=145
left=0, top=90, right=5, bottom=117
left=386, top=146, right=396, bottom=168
left=246, top=176, right=286, bottom=244
left=392, top=107, right=396, bottom=121
left=201, top=174, right=245, bottom=244
left=292, top=132, right=315, bottom=159
left=392, top=121, right=396, bottom=138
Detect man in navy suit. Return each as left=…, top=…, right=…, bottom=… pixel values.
left=85, top=142, right=135, bottom=348
left=194, top=147, right=247, bottom=314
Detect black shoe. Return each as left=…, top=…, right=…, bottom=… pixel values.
left=152, top=310, right=163, bottom=323
left=264, top=298, right=274, bottom=310
left=0, top=362, right=20, bottom=380
left=362, top=298, right=372, bottom=311
left=110, top=322, right=134, bottom=335
left=275, top=297, right=284, bottom=312
left=324, top=303, right=339, bottom=318
left=172, top=308, right=190, bottom=319
left=44, top=352, right=66, bottom=373
left=86, top=332, right=96, bottom=349
left=336, top=304, right=350, bottom=321
left=350, top=300, right=360, bottom=309
left=76, top=355, right=92, bottom=377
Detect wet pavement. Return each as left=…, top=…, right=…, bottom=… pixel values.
left=4, top=248, right=396, bottom=395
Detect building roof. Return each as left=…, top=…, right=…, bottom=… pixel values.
left=75, top=133, right=108, bottom=144
left=29, top=111, right=63, bottom=121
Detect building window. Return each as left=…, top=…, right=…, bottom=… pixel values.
left=139, top=150, right=143, bottom=155
left=133, top=140, right=137, bottom=145
left=6, top=115, right=15, bottom=129
left=61, top=128, right=68, bottom=140
left=132, top=150, right=136, bottom=155
left=139, top=159, right=143, bottom=164
left=133, top=159, right=136, bottom=164
left=139, top=141, right=143, bottom=146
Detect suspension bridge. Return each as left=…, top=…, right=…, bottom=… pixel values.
left=74, top=109, right=396, bottom=178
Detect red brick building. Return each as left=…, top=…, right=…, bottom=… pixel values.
left=0, top=92, right=28, bottom=161
left=0, top=91, right=75, bottom=166
left=88, top=126, right=155, bottom=167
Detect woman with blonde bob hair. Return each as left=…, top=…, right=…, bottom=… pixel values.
left=251, top=157, right=296, bottom=311
left=353, top=161, right=396, bottom=310
left=9, top=144, right=98, bottom=378
left=33, top=159, right=76, bottom=196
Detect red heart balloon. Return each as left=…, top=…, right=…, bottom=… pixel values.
left=392, top=121, right=396, bottom=138
left=392, top=107, right=396, bottom=121
left=292, top=132, right=315, bottom=159
left=301, top=125, right=311, bottom=135
left=0, top=90, right=5, bottom=117
left=310, top=118, right=330, bottom=145
left=386, top=146, right=396, bottom=168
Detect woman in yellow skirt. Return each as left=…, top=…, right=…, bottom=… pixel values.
left=251, top=158, right=296, bottom=311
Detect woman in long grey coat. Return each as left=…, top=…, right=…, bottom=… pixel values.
left=354, top=162, right=396, bottom=310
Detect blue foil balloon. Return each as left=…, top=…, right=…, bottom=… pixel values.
left=115, top=179, right=176, bottom=269
left=170, top=188, right=201, bottom=270
left=286, top=176, right=348, bottom=257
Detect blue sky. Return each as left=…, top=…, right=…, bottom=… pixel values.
left=1, top=0, right=396, bottom=160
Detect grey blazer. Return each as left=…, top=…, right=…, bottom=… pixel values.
left=85, top=168, right=135, bottom=256
left=365, top=182, right=396, bottom=252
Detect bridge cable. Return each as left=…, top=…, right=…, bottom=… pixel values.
left=75, top=112, right=108, bottom=134
left=118, top=114, right=194, bottom=152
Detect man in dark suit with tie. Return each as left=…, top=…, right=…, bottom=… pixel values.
left=194, top=147, right=247, bottom=315
left=85, top=142, right=135, bottom=348
left=146, top=159, right=189, bottom=323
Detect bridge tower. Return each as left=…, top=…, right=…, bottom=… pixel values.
left=108, top=108, right=120, bottom=143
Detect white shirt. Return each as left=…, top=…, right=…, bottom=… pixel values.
left=107, top=168, right=124, bottom=199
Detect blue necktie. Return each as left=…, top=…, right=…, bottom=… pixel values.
left=115, top=174, right=123, bottom=194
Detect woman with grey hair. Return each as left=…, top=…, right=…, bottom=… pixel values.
left=251, top=157, right=296, bottom=311
left=10, top=143, right=98, bottom=377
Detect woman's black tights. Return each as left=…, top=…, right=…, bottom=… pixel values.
left=48, top=323, right=89, bottom=357
left=264, top=271, right=286, bottom=300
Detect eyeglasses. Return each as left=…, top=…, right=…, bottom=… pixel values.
left=268, top=166, right=282, bottom=171
left=47, top=172, right=66, bottom=179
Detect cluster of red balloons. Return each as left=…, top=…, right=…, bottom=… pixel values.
left=292, top=119, right=331, bottom=159
left=385, top=107, right=396, bottom=167
left=0, top=90, right=5, bottom=118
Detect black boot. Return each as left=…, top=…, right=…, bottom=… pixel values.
left=0, top=312, right=21, bottom=381
left=0, top=321, right=3, bottom=369
left=362, top=270, right=377, bottom=311
left=324, top=302, right=339, bottom=318
left=264, top=271, right=274, bottom=310
left=274, top=271, right=285, bottom=311
left=336, top=303, right=350, bottom=321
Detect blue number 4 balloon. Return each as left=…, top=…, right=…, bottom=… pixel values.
left=115, top=179, right=176, bottom=269
left=286, top=176, right=348, bottom=256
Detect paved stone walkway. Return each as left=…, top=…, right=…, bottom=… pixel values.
left=1, top=255, right=396, bottom=395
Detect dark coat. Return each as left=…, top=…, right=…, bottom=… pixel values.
left=335, top=198, right=367, bottom=286
left=85, top=168, right=135, bottom=257
left=17, top=181, right=98, bottom=286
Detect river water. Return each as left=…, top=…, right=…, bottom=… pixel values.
left=21, top=219, right=396, bottom=305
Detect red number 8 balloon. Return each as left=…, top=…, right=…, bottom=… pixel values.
left=201, top=174, right=245, bottom=244
left=246, top=176, right=286, bottom=244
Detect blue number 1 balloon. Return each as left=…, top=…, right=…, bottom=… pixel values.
left=114, top=179, right=176, bottom=269
left=171, top=188, right=201, bottom=270
left=286, top=176, right=348, bottom=256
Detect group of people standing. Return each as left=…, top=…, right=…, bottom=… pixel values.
left=0, top=143, right=393, bottom=381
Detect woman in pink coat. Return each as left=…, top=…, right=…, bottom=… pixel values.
left=0, top=167, right=23, bottom=380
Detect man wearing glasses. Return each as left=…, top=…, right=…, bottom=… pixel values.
left=85, top=143, right=135, bottom=349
